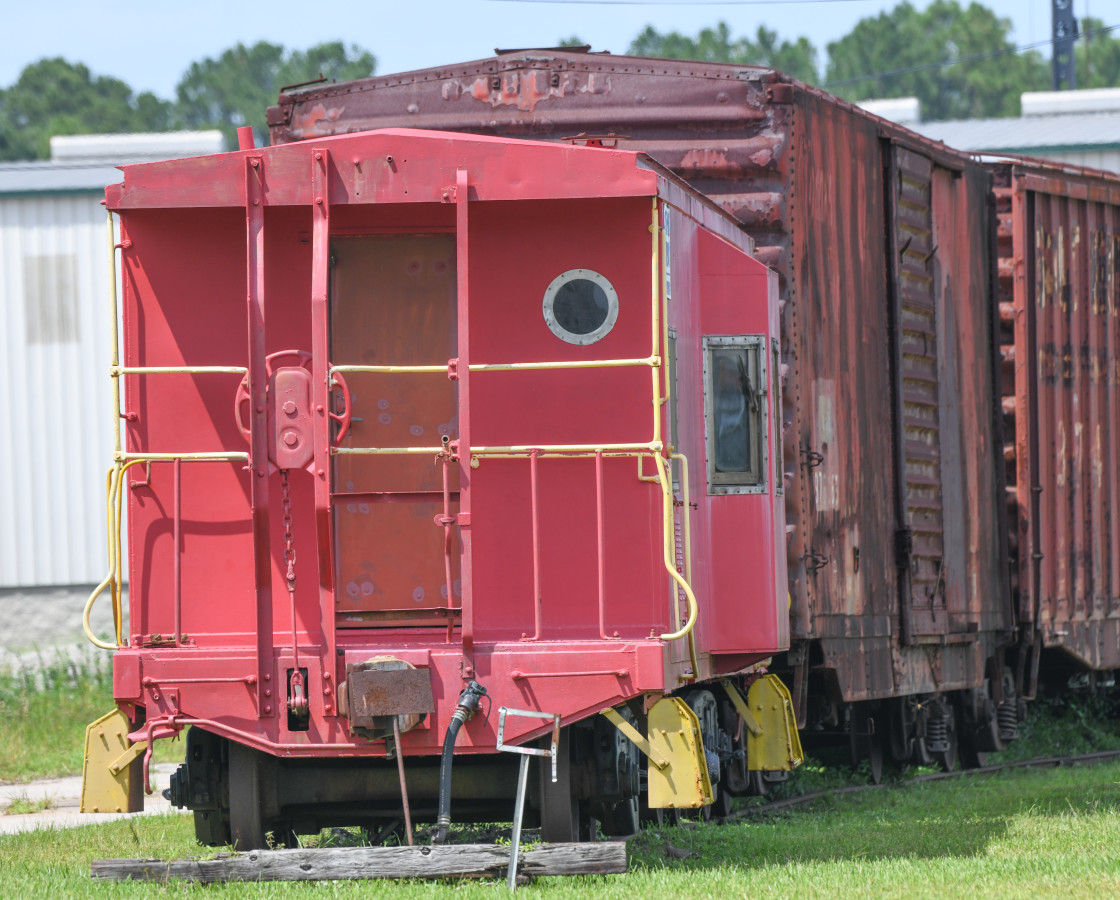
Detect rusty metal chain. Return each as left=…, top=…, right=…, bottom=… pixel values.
left=280, top=470, right=308, bottom=716
left=281, top=469, right=297, bottom=592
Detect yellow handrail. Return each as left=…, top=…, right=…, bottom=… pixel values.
left=112, top=366, right=248, bottom=376
left=94, top=200, right=703, bottom=656
left=331, top=357, right=657, bottom=376
left=89, top=211, right=249, bottom=651
left=330, top=197, right=701, bottom=651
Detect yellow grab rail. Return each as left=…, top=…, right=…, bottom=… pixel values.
left=331, top=357, right=658, bottom=376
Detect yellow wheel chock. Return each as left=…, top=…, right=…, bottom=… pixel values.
left=81, top=708, right=146, bottom=814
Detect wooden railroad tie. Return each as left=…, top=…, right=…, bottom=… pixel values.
left=91, top=842, right=628, bottom=883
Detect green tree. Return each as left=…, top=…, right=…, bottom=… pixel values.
left=558, top=36, right=588, bottom=48
left=627, top=22, right=818, bottom=84
left=176, top=41, right=376, bottom=147
left=0, top=58, right=173, bottom=161
left=824, top=1, right=1049, bottom=120
left=1079, top=18, right=1120, bottom=88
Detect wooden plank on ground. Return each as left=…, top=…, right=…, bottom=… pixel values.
left=91, top=842, right=627, bottom=883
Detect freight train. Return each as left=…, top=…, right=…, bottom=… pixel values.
left=266, top=48, right=1120, bottom=774
left=80, top=50, right=1120, bottom=847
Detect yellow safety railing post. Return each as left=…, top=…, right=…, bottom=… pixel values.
left=88, top=210, right=253, bottom=651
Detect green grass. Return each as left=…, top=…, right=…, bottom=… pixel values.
left=1, top=760, right=1118, bottom=897
left=988, top=686, right=1120, bottom=763
left=3, top=794, right=54, bottom=815
left=0, top=653, right=117, bottom=782
left=0, top=653, right=182, bottom=783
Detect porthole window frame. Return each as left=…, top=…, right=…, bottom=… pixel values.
left=542, top=268, right=620, bottom=346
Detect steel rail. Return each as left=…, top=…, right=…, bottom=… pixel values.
left=723, top=748, right=1120, bottom=821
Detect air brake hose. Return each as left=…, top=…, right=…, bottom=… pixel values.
left=432, top=680, right=487, bottom=844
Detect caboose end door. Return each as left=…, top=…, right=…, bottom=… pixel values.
left=329, top=233, right=462, bottom=628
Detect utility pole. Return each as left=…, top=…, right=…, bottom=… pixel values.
left=1052, top=0, right=1079, bottom=90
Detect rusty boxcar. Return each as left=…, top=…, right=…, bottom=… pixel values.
left=81, top=126, right=806, bottom=847
left=268, top=50, right=1018, bottom=774
left=993, top=155, right=1120, bottom=689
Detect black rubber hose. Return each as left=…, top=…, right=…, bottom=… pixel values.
left=433, top=710, right=467, bottom=844
left=432, top=680, right=487, bottom=845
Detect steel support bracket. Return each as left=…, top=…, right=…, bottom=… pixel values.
left=599, top=706, right=670, bottom=770
left=107, top=739, right=148, bottom=777
left=81, top=708, right=144, bottom=814
left=720, top=679, right=764, bottom=737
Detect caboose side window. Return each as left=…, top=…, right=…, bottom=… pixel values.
left=703, top=335, right=767, bottom=494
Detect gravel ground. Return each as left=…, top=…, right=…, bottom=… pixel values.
left=0, top=764, right=182, bottom=835
left=0, top=584, right=126, bottom=672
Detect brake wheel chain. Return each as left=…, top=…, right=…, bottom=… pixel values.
left=280, top=470, right=308, bottom=717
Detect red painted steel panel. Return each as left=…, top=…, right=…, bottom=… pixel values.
left=994, top=157, right=1120, bottom=670
left=265, top=53, right=1010, bottom=703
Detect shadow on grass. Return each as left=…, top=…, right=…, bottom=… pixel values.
left=628, top=767, right=1120, bottom=870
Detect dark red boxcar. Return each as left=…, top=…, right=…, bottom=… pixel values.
left=993, top=155, right=1120, bottom=679
left=269, top=51, right=1015, bottom=768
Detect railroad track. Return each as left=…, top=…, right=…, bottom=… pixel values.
left=722, top=749, right=1120, bottom=821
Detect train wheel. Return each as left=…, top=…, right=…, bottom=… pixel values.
left=540, top=727, right=591, bottom=842
left=849, top=701, right=884, bottom=785
left=957, top=739, right=989, bottom=770
left=228, top=742, right=267, bottom=850
left=597, top=796, right=639, bottom=837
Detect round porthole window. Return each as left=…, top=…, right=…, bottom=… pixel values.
left=542, top=269, right=619, bottom=345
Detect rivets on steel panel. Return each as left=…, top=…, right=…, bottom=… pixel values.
left=263, top=673, right=271, bottom=681
left=263, top=705, right=272, bottom=714
left=316, top=196, right=324, bottom=205
left=250, top=159, right=260, bottom=168
left=317, top=469, right=325, bottom=478
left=323, top=687, right=332, bottom=696
left=264, top=690, right=272, bottom=698
left=315, top=153, right=322, bottom=160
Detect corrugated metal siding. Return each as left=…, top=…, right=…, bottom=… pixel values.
left=997, top=158, right=1120, bottom=669
left=1037, top=149, right=1120, bottom=176
left=0, top=193, right=117, bottom=587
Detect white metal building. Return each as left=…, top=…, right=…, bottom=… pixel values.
left=863, top=88, right=1120, bottom=175
left=0, top=132, right=222, bottom=596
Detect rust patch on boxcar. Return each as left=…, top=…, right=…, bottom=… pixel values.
left=291, top=103, right=346, bottom=137
left=466, top=68, right=572, bottom=112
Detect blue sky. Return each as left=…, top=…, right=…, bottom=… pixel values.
left=3, top=0, right=1069, bottom=97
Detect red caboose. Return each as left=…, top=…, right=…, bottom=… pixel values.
left=81, top=128, right=798, bottom=846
